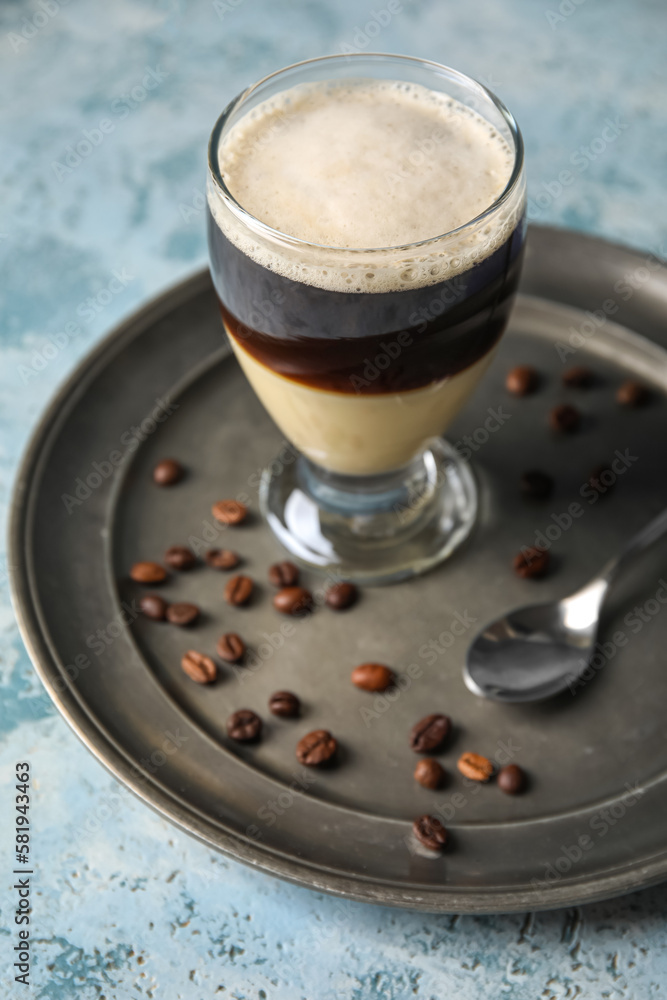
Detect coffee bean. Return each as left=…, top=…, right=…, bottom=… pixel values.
left=268, top=560, right=299, bottom=587
left=457, top=752, right=493, bottom=782
left=224, top=574, right=254, bottom=606
left=326, top=582, right=358, bottom=610
left=506, top=365, right=538, bottom=396
left=520, top=469, right=554, bottom=501
left=180, top=650, right=217, bottom=684
left=588, top=463, right=615, bottom=498
left=269, top=690, right=300, bottom=718
left=273, top=586, right=313, bottom=616
left=212, top=499, right=247, bottom=525
left=410, top=714, right=451, bottom=753
left=497, top=764, right=526, bottom=794
left=166, top=602, right=200, bottom=627
left=351, top=663, right=394, bottom=692
left=562, top=365, right=594, bottom=388
left=153, top=458, right=184, bottom=486
left=414, top=758, right=445, bottom=790
left=617, top=379, right=650, bottom=407
left=549, top=403, right=581, bottom=433
left=164, top=545, right=197, bottom=571
left=205, top=548, right=240, bottom=570
left=130, top=561, right=167, bottom=584
left=216, top=632, right=245, bottom=663
left=412, top=815, right=448, bottom=851
left=296, top=729, right=337, bottom=766
left=227, top=709, right=262, bottom=742
left=513, top=546, right=550, bottom=579
left=139, top=594, right=168, bottom=621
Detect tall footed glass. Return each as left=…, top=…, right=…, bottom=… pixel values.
left=207, top=53, right=526, bottom=583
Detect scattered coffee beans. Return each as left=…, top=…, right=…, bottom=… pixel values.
left=325, top=582, right=358, bottom=610
left=588, top=463, right=615, bottom=498
left=549, top=403, right=581, bottom=433
left=153, top=458, right=184, bottom=486
left=410, top=714, right=451, bottom=753
left=457, top=752, right=494, bottom=782
left=351, top=663, right=394, bottom=692
left=414, top=758, right=445, bottom=790
left=139, top=594, right=168, bottom=621
left=617, top=379, right=650, bottom=407
left=205, top=548, right=240, bottom=570
left=166, top=602, right=200, bottom=627
left=216, top=632, right=245, bottom=663
left=212, top=500, right=248, bottom=525
left=164, top=545, right=196, bottom=570
left=224, top=574, right=254, bottom=606
left=273, top=586, right=313, bottom=615
left=506, top=365, right=539, bottom=396
left=180, top=650, right=217, bottom=684
left=269, top=691, right=300, bottom=718
left=562, top=365, right=594, bottom=388
left=513, top=546, right=550, bottom=579
left=497, top=764, right=526, bottom=794
left=268, top=561, right=299, bottom=587
left=520, top=469, right=554, bottom=500
left=296, top=730, right=337, bottom=766
left=130, top=561, right=167, bottom=584
left=412, top=815, right=448, bottom=851
left=227, top=709, right=262, bottom=742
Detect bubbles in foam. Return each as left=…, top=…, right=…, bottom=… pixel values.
left=208, top=79, right=522, bottom=293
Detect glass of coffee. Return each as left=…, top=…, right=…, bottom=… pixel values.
left=207, top=54, right=525, bottom=583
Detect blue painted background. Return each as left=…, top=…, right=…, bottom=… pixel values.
left=1, top=0, right=667, bottom=996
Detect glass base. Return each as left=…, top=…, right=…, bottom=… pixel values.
left=259, top=438, right=478, bottom=585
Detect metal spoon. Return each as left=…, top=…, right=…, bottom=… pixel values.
left=464, top=507, right=667, bottom=702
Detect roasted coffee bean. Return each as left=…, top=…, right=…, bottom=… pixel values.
left=351, top=663, right=394, bottom=692
left=617, top=379, right=650, bottom=407
left=498, top=764, right=526, bottom=794
left=224, top=574, right=254, bottom=606
left=212, top=499, right=247, bottom=525
left=413, top=814, right=448, bottom=851
left=164, top=545, right=196, bottom=571
left=410, top=714, right=451, bottom=753
left=216, top=632, right=245, bottom=663
left=139, top=594, right=168, bottom=621
left=588, top=463, right=615, bottom=498
left=549, top=403, right=581, bottom=433
left=227, top=709, right=262, bottom=742
left=520, top=469, right=554, bottom=501
left=414, top=758, right=445, bottom=790
left=326, top=582, right=358, bottom=610
left=457, top=752, right=494, bottom=782
left=130, top=561, right=167, bottom=584
left=296, top=729, right=337, bottom=766
left=205, top=548, right=240, bottom=570
left=269, top=690, right=300, bottom=718
left=153, top=458, right=184, bottom=486
left=506, top=365, right=538, bottom=396
left=273, top=586, right=313, bottom=616
left=562, top=365, right=594, bottom=388
left=180, top=650, right=217, bottom=684
left=166, top=602, right=200, bottom=627
left=268, top=560, right=299, bottom=587
left=513, top=546, right=550, bottom=579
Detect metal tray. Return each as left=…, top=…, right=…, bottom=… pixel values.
left=10, top=226, right=667, bottom=913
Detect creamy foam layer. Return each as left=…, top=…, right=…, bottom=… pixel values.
left=209, top=79, right=520, bottom=293
left=230, top=332, right=495, bottom=475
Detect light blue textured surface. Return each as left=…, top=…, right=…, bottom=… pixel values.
left=1, top=1, right=667, bottom=996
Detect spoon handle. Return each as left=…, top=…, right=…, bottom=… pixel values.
left=595, top=507, right=667, bottom=588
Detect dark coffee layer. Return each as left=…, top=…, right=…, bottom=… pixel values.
left=207, top=209, right=525, bottom=395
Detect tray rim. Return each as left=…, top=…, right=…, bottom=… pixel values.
left=9, top=225, right=667, bottom=913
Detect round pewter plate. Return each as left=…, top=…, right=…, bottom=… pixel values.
left=10, top=226, right=667, bottom=913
